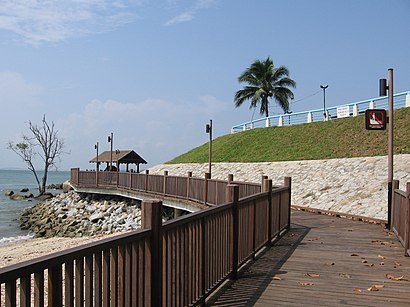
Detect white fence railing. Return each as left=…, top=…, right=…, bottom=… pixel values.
left=231, top=91, right=410, bottom=133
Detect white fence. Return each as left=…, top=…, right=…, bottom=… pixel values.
left=231, top=91, right=410, bottom=133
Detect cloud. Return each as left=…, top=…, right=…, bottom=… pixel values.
left=58, top=95, right=227, bottom=169
left=0, top=71, right=43, bottom=103
left=164, top=0, right=217, bottom=26
left=0, top=0, right=141, bottom=44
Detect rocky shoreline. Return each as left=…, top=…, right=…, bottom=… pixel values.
left=20, top=191, right=143, bottom=238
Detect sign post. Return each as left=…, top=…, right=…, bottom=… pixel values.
left=378, top=68, right=394, bottom=229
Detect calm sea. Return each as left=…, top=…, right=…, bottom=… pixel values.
left=0, top=169, right=70, bottom=245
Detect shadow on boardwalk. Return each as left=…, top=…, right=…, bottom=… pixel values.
left=207, top=210, right=410, bottom=307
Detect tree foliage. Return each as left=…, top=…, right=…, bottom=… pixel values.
left=8, top=115, right=64, bottom=195
left=234, top=57, right=296, bottom=117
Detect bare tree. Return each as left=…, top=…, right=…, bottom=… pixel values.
left=8, top=115, right=64, bottom=195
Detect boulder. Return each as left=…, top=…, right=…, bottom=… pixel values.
left=63, top=180, right=73, bottom=193
left=5, top=190, right=14, bottom=196
left=10, top=193, right=26, bottom=200
left=36, top=193, right=54, bottom=201
left=20, top=188, right=29, bottom=193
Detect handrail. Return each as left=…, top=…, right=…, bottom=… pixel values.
left=0, top=170, right=291, bottom=306
left=232, top=91, right=410, bottom=133
left=391, top=180, right=410, bottom=257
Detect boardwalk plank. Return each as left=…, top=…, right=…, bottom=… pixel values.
left=208, top=210, right=410, bottom=307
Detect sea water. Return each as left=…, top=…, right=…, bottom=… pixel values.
left=0, top=169, right=70, bottom=245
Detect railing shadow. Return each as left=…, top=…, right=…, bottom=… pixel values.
left=206, top=222, right=310, bottom=306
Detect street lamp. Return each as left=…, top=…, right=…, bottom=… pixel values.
left=94, top=142, right=99, bottom=171
left=320, top=85, right=329, bottom=120
left=206, top=120, right=213, bottom=176
left=108, top=132, right=113, bottom=171
left=95, top=142, right=99, bottom=186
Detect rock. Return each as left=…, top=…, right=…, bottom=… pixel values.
left=20, top=188, right=29, bottom=193
left=47, top=183, right=63, bottom=190
left=36, top=193, right=54, bottom=201
left=5, top=190, right=14, bottom=196
left=63, top=180, right=73, bottom=193
left=89, top=213, right=104, bottom=223
left=10, top=193, right=26, bottom=200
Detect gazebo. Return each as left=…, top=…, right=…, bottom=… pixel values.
left=90, top=150, right=147, bottom=173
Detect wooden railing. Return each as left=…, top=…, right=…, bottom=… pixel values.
left=0, top=170, right=291, bottom=306
left=70, top=169, right=262, bottom=206
left=392, top=180, right=410, bottom=256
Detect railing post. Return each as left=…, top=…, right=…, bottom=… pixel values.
left=226, top=184, right=239, bottom=280
left=392, top=180, right=399, bottom=231
left=228, top=174, right=234, bottom=184
left=284, top=177, right=292, bottom=230
left=406, top=94, right=410, bottom=107
left=163, top=171, right=168, bottom=196
left=145, top=170, right=149, bottom=192
left=405, top=182, right=410, bottom=255
left=142, top=200, right=163, bottom=307
left=353, top=104, right=359, bottom=116
left=262, top=179, right=273, bottom=243
left=187, top=171, right=192, bottom=200
left=204, top=173, right=211, bottom=205
left=307, top=112, right=313, bottom=123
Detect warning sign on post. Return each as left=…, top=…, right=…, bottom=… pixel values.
left=365, top=109, right=387, bottom=130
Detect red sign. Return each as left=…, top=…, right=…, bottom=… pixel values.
left=365, top=109, right=387, bottom=130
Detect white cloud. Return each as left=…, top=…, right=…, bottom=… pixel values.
left=164, top=12, right=194, bottom=26
left=57, top=95, right=227, bottom=169
left=0, top=71, right=43, bottom=103
left=0, top=0, right=141, bottom=44
left=164, top=0, right=217, bottom=26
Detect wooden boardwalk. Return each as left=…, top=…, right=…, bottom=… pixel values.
left=207, top=210, right=410, bottom=306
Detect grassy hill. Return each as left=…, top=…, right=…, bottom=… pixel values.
left=168, top=107, right=410, bottom=164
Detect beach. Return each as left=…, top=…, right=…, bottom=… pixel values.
left=0, top=233, right=121, bottom=269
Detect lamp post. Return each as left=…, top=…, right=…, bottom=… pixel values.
left=95, top=142, right=99, bottom=186
left=206, top=120, right=213, bottom=176
left=379, top=68, right=394, bottom=229
left=320, top=85, right=329, bottom=120
left=108, top=132, right=113, bottom=171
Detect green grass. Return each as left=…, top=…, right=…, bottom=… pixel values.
left=168, top=107, right=410, bottom=164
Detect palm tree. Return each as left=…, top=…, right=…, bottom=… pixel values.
left=234, top=57, right=296, bottom=117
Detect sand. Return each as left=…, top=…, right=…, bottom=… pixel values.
left=0, top=234, right=116, bottom=269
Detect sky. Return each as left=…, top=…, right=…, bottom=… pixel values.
left=0, top=0, right=409, bottom=171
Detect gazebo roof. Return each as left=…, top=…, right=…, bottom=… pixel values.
left=90, top=150, right=147, bottom=165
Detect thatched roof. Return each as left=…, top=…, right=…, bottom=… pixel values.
left=90, top=150, right=147, bottom=165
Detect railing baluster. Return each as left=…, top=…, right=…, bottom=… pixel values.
left=85, top=255, right=93, bottom=307
left=65, top=261, right=74, bottom=307
left=34, top=271, right=44, bottom=307
left=75, top=257, right=84, bottom=307
left=48, top=265, right=62, bottom=307
left=102, top=250, right=110, bottom=307
left=5, top=280, right=16, bottom=307
left=20, top=275, right=30, bottom=307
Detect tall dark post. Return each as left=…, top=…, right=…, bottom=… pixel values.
left=108, top=132, right=113, bottom=171
left=387, top=68, right=394, bottom=230
left=379, top=69, right=394, bottom=229
left=206, top=120, right=213, bottom=176
left=320, top=85, right=329, bottom=120
left=95, top=142, right=99, bottom=186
